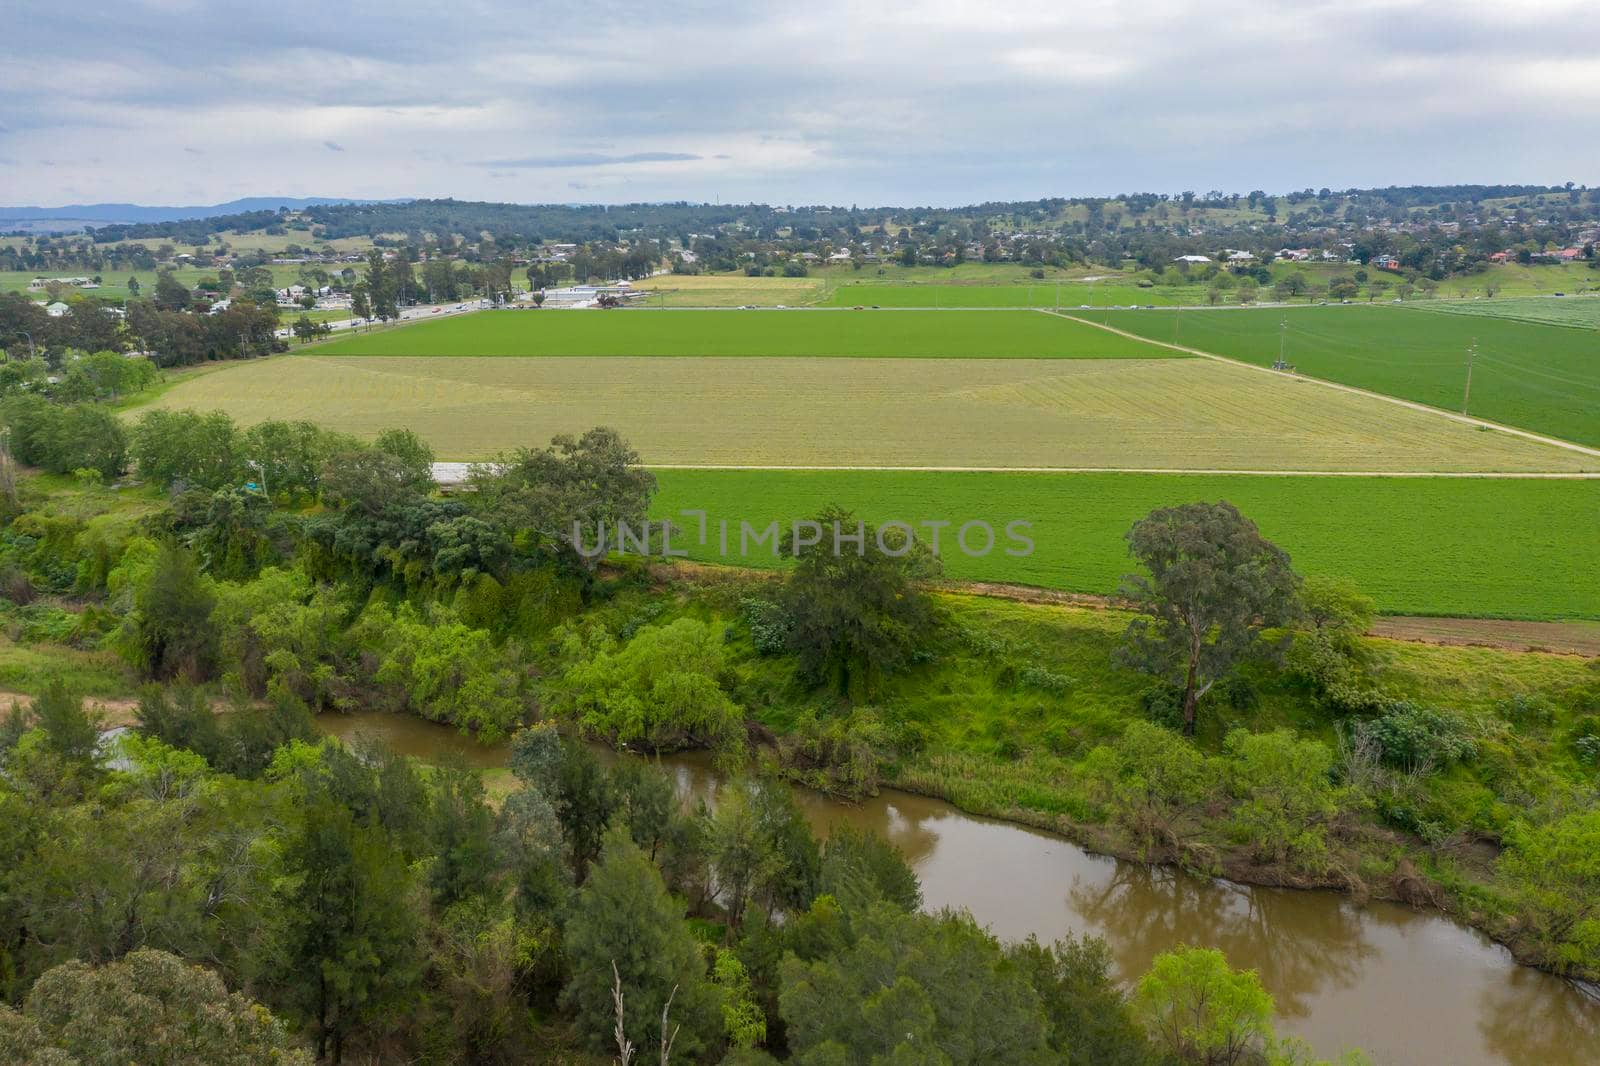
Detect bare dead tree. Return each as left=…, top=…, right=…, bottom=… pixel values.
left=660, top=984, right=680, bottom=1066
left=612, top=962, right=635, bottom=1066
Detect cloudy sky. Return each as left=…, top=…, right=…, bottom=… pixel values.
left=3, top=0, right=1597, bottom=208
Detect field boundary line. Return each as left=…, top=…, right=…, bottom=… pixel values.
left=1040, top=309, right=1600, bottom=461
left=431, top=461, right=1600, bottom=480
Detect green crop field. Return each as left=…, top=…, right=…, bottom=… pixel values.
left=310, top=308, right=1168, bottom=359
left=649, top=470, right=1600, bottom=620
left=1076, top=305, right=1600, bottom=447
left=139, top=353, right=1596, bottom=471
left=819, top=281, right=1190, bottom=308
left=1421, top=296, right=1600, bottom=330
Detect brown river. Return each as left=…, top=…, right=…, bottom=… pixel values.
left=316, top=711, right=1599, bottom=1066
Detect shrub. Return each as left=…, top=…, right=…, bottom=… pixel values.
left=0, top=566, right=34, bottom=604
left=552, top=617, right=741, bottom=751
left=1571, top=717, right=1600, bottom=766
left=1286, top=629, right=1382, bottom=715
left=1498, top=811, right=1600, bottom=974
left=1209, top=673, right=1257, bottom=711
left=1139, top=682, right=1186, bottom=731
left=739, top=596, right=792, bottom=655
left=1019, top=664, right=1074, bottom=694
left=1224, top=728, right=1341, bottom=873
left=1497, top=693, right=1557, bottom=728
left=1365, top=702, right=1478, bottom=772
left=1083, top=721, right=1216, bottom=859
left=368, top=604, right=527, bottom=741
left=776, top=708, right=895, bottom=799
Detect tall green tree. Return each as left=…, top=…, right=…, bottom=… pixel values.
left=781, top=507, right=941, bottom=697
left=363, top=250, right=397, bottom=321
left=1133, top=946, right=1274, bottom=1066
left=554, top=618, right=742, bottom=751
left=30, top=680, right=101, bottom=763
left=552, top=739, right=616, bottom=881
left=818, top=824, right=922, bottom=914
left=779, top=903, right=1052, bottom=1065
left=426, top=757, right=498, bottom=907
left=130, top=409, right=243, bottom=490
left=118, top=540, right=218, bottom=681
left=1, top=949, right=310, bottom=1065
left=1007, top=934, right=1153, bottom=1065
left=277, top=799, right=422, bottom=1065
left=1115, top=502, right=1300, bottom=735
left=1225, top=728, right=1341, bottom=873
left=469, top=427, right=655, bottom=572
left=561, top=824, right=721, bottom=1060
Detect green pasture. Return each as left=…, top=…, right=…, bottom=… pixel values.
left=311, top=308, right=1168, bottom=359
left=649, top=469, right=1600, bottom=620
left=1421, top=296, right=1600, bottom=330
left=1076, top=305, right=1600, bottom=447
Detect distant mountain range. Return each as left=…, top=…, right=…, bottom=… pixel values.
left=0, top=197, right=406, bottom=232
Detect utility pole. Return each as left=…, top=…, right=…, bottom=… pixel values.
left=1462, top=338, right=1476, bottom=415
left=1278, top=317, right=1287, bottom=366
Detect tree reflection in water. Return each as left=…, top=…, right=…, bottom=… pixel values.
left=1478, top=969, right=1598, bottom=1066
left=323, top=714, right=1597, bottom=1066
left=1067, top=864, right=1374, bottom=1018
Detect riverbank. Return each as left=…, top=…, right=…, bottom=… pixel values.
left=523, top=562, right=1595, bottom=983
left=20, top=552, right=1598, bottom=986
left=312, top=708, right=1600, bottom=1066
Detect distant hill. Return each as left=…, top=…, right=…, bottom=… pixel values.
left=0, top=197, right=404, bottom=232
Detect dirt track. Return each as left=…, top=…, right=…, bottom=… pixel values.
left=662, top=561, right=1600, bottom=657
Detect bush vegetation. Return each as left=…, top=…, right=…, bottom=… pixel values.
left=0, top=407, right=1594, bottom=1064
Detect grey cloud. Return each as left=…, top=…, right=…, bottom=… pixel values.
left=476, top=151, right=700, bottom=169
left=1, top=0, right=1597, bottom=205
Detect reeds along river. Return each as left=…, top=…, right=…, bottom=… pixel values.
left=315, top=712, right=1600, bottom=1066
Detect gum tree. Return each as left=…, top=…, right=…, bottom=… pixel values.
left=1115, top=502, right=1300, bottom=735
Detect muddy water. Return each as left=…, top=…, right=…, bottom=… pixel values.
left=315, top=712, right=1598, bottom=1066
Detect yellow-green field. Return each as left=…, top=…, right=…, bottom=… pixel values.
left=138, top=353, right=1596, bottom=470
left=629, top=274, right=826, bottom=307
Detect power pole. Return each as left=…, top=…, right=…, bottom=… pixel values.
left=1462, top=338, right=1476, bottom=415
left=1278, top=317, right=1287, bottom=367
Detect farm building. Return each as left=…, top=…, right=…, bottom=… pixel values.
left=27, top=276, right=96, bottom=290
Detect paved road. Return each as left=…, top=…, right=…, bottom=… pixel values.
left=275, top=297, right=497, bottom=338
